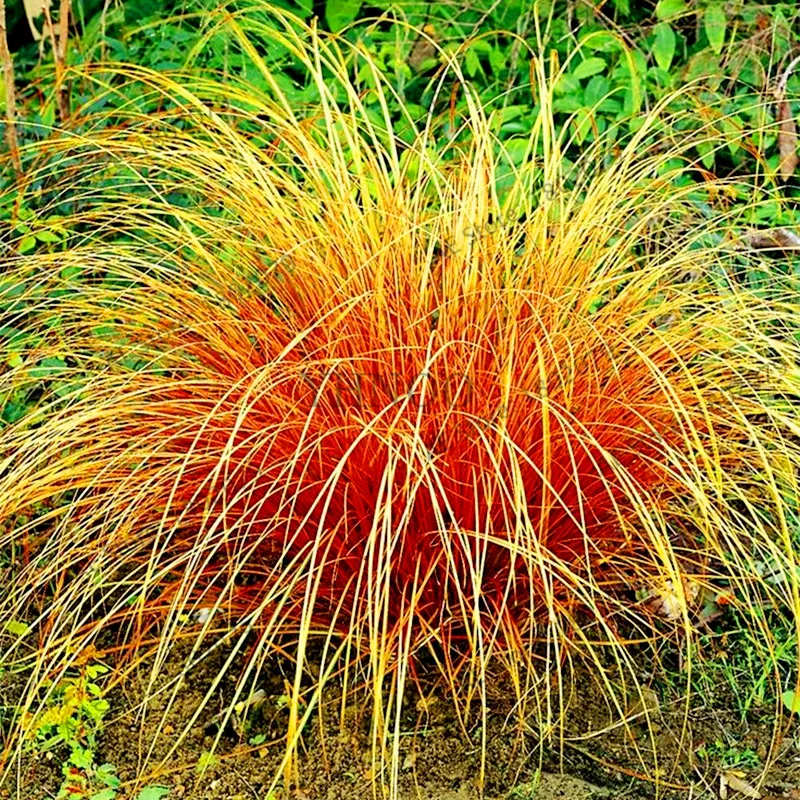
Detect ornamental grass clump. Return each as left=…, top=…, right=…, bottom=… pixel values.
left=1, top=8, right=800, bottom=792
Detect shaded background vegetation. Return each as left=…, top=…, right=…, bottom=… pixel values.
left=4, top=0, right=800, bottom=422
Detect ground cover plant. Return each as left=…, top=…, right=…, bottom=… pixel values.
left=2, top=3, right=800, bottom=799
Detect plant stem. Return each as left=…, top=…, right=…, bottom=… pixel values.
left=56, top=0, right=71, bottom=122
left=0, top=0, right=22, bottom=175
left=43, top=0, right=71, bottom=123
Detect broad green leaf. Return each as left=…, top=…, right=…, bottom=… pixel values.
left=552, top=96, right=584, bottom=114
left=584, top=75, right=611, bottom=106
left=0, top=326, right=26, bottom=346
left=572, top=57, right=606, bottom=80
left=782, top=689, right=800, bottom=713
left=719, top=115, right=743, bottom=153
left=504, top=139, right=531, bottom=167
left=1, top=398, right=29, bottom=424
left=553, top=73, right=581, bottom=96
left=704, top=3, right=726, bottom=54
left=135, top=787, right=170, bottom=800
left=488, top=44, right=505, bottom=75
left=655, top=0, right=687, bottom=20
left=696, top=140, right=716, bottom=169
left=325, top=0, right=361, bottom=33
left=652, top=23, right=676, bottom=72
left=70, top=747, right=95, bottom=769
left=29, top=357, right=68, bottom=379
left=4, top=620, right=30, bottom=636
left=18, top=236, right=37, bottom=254
left=580, top=31, right=621, bottom=53
left=464, top=47, right=482, bottom=78
left=684, top=50, right=722, bottom=82
left=89, top=790, right=117, bottom=800
left=588, top=296, right=607, bottom=314
left=60, top=266, right=82, bottom=280
left=86, top=663, right=110, bottom=679
left=95, top=763, right=121, bottom=788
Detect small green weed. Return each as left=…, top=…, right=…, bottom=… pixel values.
left=507, top=773, right=541, bottom=799
left=695, top=739, right=761, bottom=771
left=22, top=660, right=168, bottom=800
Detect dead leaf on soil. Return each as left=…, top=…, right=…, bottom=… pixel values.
left=720, top=770, right=762, bottom=799
left=625, top=685, right=660, bottom=718
left=639, top=578, right=699, bottom=621
left=203, top=688, right=266, bottom=735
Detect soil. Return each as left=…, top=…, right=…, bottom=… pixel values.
left=3, top=631, right=800, bottom=800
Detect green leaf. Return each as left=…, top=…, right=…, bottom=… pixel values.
left=86, top=663, right=109, bottom=679
left=325, top=0, right=361, bottom=32
left=464, top=47, right=482, bottom=78
left=83, top=698, right=110, bottom=721
left=588, top=296, right=607, bottom=314
left=60, top=266, right=83, bottom=280
left=583, top=75, right=611, bottom=106
left=571, top=57, right=606, bottom=81
left=704, top=3, right=726, bottom=54
left=553, top=72, right=581, bottom=96
left=652, top=23, right=676, bottom=72
left=135, top=789, right=170, bottom=800
left=29, top=357, right=68, bottom=379
left=89, top=790, right=117, bottom=800
left=18, top=236, right=37, bottom=254
left=782, top=689, right=800, bottom=713
left=195, top=750, right=219, bottom=774
left=95, top=764, right=121, bottom=788
left=0, top=326, right=27, bottom=346
left=1, top=397, right=29, bottom=424
left=580, top=31, right=621, bottom=53
left=696, top=140, right=716, bottom=170
left=655, top=0, right=687, bottom=20
left=4, top=620, right=30, bottom=636
left=487, top=44, right=505, bottom=75
left=571, top=107, right=593, bottom=145
left=69, top=747, right=95, bottom=770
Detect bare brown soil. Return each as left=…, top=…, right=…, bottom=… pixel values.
left=3, top=633, right=800, bottom=800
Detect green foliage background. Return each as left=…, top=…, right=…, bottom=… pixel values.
left=4, top=0, right=800, bottom=428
